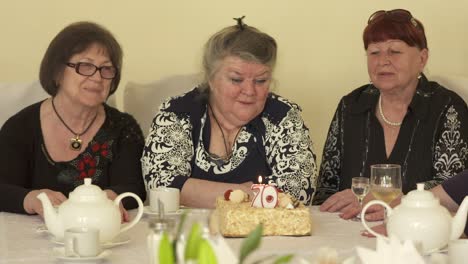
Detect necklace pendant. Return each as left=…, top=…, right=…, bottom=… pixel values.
left=70, top=136, right=82, bottom=151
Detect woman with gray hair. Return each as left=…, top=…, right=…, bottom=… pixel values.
left=142, top=17, right=317, bottom=208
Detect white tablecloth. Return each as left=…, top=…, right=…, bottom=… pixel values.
left=0, top=207, right=376, bottom=263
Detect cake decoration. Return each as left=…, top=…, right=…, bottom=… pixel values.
left=213, top=180, right=312, bottom=237
left=224, top=189, right=249, bottom=203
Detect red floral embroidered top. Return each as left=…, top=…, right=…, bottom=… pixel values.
left=0, top=102, right=146, bottom=214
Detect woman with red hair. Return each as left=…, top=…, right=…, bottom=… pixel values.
left=313, top=9, right=468, bottom=217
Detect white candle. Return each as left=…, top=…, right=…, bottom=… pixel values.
left=251, top=176, right=265, bottom=208
left=251, top=176, right=279, bottom=208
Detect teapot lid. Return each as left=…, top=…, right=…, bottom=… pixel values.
left=69, top=178, right=107, bottom=202
left=401, top=183, right=439, bottom=207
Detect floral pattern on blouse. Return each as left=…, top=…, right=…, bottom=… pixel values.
left=56, top=139, right=114, bottom=187
left=142, top=91, right=317, bottom=204
left=431, top=105, right=468, bottom=188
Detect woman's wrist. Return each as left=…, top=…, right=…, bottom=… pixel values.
left=104, top=189, right=118, bottom=200
left=23, top=190, right=39, bottom=214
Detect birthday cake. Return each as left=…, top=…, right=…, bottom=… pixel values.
left=213, top=189, right=312, bottom=237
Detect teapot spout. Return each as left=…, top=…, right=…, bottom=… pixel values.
left=451, top=196, right=468, bottom=240
left=37, top=192, right=63, bottom=240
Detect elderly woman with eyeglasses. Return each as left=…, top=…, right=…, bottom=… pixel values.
left=313, top=9, right=468, bottom=217
left=141, top=17, right=317, bottom=208
left=0, top=22, right=146, bottom=220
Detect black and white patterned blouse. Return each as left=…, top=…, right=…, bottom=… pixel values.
left=313, top=75, right=468, bottom=205
left=141, top=88, right=317, bottom=205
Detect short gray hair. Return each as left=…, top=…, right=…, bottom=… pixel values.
left=201, top=23, right=277, bottom=89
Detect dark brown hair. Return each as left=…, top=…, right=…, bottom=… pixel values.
left=363, top=10, right=428, bottom=50
left=39, top=21, right=123, bottom=96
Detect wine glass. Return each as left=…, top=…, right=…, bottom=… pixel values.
left=350, top=177, right=370, bottom=221
left=370, top=164, right=402, bottom=220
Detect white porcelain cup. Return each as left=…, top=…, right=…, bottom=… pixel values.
left=64, top=227, right=101, bottom=257
left=449, top=239, right=468, bottom=264
left=149, top=187, right=180, bottom=213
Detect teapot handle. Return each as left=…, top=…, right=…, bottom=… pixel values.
left=114, top=192, right=144, bottom=234
left=361, top=200, right=392, bottom=239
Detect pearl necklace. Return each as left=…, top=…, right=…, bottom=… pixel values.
left=378, top=95, right=402, bottom=127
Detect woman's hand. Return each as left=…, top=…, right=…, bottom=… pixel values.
left=340, top=203, right=384, bottom=220
left=104, top=189, right=129, bottom=223
left=23, top=189, right=67, bottom=217
left=340, top=195, right=402, bottom=220
left=319, top=189, right=358, bottom=212
left=361, top=223, right=387, bottom=237
left=240, top=181, right=254, bottom=197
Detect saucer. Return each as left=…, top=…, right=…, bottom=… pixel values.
left=53, top=247, right=111, bottom=262
left=52, top=234, right=130, bottom=249
left=143, top=206, right=184, bottom=216
left=35, top=224, right=49, bottom=234
left=424, top=246, right=449, bottom=255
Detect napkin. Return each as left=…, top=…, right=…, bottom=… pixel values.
left=312, top=247, right=339, bottom=264
left=356, top=236, right=425, bottom=264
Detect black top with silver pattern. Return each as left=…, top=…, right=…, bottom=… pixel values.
left=313, top=75, right=468, bottom=205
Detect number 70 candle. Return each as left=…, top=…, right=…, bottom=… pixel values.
left=251, top=176, right=278, bottom=208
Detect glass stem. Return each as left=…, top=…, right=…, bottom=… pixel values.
left=383, top=207, right=387, bottom=224
left=357, top=198, right=364, bottom=220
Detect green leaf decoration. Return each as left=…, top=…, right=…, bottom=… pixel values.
left=185, top=222, right=202, bottom=261
left=197, top=238, right=218, bottom=264
left=239, top=224, right=263, bottom=264
left=158, top=232, right=175, bottom=264
left=273, top=254, right=294, bottom=264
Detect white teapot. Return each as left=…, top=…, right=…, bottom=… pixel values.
left=37, top=178, right=144, bottom=242
left=362, top=183, right=468, bottom=253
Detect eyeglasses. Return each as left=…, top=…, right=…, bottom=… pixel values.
left=66, top=62, right=117, bottom=79
left=368, top=9, right=418, bottom=28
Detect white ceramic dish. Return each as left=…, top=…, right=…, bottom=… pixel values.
left=52, top=234, right=130, bottom=249
left=53, top=247, right=111, bottom=262
left=35, top=224, right=49, bottom=234
left=143, top=206, right=184, bottom=216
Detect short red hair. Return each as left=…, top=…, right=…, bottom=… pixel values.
left=363, top=10, right=428, bottom=50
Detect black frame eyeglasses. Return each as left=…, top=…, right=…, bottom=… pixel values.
left=368, top=9, right=418, bottom=28
left=66, top=62, right=117, bottom=79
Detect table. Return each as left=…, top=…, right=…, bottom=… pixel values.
left=0, top=207, right=376, bottom=263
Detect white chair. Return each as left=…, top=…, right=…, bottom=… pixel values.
left=430, top=75, right=468, bottom=103
left=123, top=74, right=200, bottom=136
left=0, top=80, right=118, bottom=128
left=0, top=81, right=48, bottom=127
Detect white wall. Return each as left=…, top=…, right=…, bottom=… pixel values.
left=1, top=0, right=467, bottom=162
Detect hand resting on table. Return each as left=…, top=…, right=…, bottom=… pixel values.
left=23, top=189, right=67, bottom=217
left=23, top=188, right=130, bottom=223
left=319, top=189, right=359, bottom=213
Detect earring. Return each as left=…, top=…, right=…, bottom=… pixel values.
left=417, top=74, right=422, bottom=79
